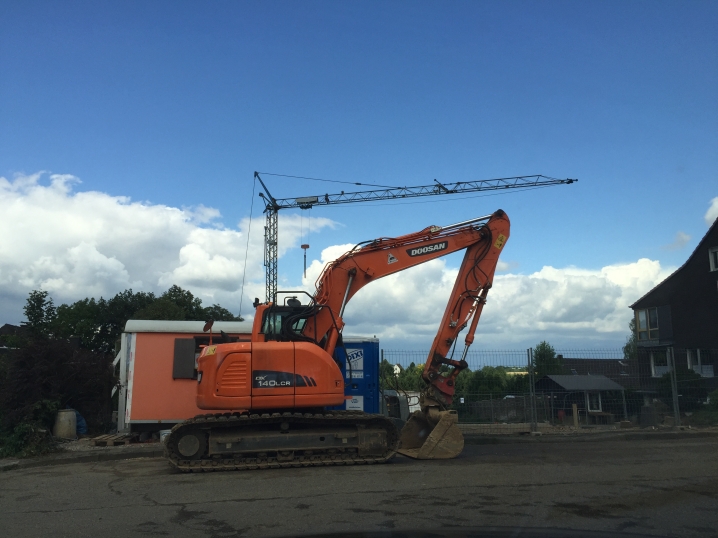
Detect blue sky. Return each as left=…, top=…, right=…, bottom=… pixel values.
left=1, top=1, right=716, bottom=349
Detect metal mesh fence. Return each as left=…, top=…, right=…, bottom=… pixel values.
left=380, top=347, right=718, bottom=433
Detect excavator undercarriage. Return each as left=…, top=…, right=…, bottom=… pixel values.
left=165, top=410, right=399, bottom=472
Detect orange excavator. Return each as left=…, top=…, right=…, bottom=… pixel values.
left=164, top=210, right=510, bottom=471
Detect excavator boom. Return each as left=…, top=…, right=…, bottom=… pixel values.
left=300, top=210, right=510, bottom=459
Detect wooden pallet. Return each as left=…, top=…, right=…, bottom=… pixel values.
left=91, top=433, right=137, bottom=446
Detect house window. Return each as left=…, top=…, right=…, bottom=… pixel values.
left=636, top=308, right=659, bottom=340
left=650, top=351, right=670, bottom=378
left=687, top=349, right=715, bottom=377
left=710, top=247, right=718, bottom=272
left=586, top=392, right=602, bottom=412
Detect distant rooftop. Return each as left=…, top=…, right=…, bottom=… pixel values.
left=541, top=374, right=625, bottom=391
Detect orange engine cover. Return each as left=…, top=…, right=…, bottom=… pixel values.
left=196, top=341, right=345, bottom=410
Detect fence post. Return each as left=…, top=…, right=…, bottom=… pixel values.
left=668, top=347, right=681, bottom=427
left=550, top=391, right=554, bottom=425
left=621, top=390, right=628, bottom=420
left=527, top=348, right=537, bottom=432
left=490, top=393, right=494, bottom=423
left=543, top=392, right=549, bottom=423
left=572, top=403, right=579, bottom=428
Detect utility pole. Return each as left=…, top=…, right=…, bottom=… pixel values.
left=255, top=171, right=577, bottom=303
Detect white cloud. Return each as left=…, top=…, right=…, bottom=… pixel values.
left=705, top=197, right=718, bottom=226
left=0, top=172, right=333, bottom=323
left=662, top=231, right=691, bottom=251
left=302, top=242, right=673, bottom=348
left=0, top=171, right=675, bottom=350
left=496, top=260, right=518, bottom=272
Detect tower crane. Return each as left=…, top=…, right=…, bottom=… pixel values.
left=254, top=172, right=576, bottom=302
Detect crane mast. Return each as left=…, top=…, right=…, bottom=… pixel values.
left=255, top=171, right=575, bottom=302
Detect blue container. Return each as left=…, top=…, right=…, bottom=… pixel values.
left=330, top=337, right=379, bottom=414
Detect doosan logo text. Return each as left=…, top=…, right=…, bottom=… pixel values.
left=407, top=241, right=448, bottom=257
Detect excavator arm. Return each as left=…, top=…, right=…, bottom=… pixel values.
left=300, top=210, right=510, bottom=459
left=172, top=210, right=510, bottom=470
left=304, top=211, right=508, bottom=357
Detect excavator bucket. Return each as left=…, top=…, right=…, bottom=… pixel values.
left=397, top=409, right=464, bottom=459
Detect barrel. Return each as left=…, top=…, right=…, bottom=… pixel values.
left=53, top=409, right=77, bottom=439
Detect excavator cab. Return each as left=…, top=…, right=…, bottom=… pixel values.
left=258, top=294, right=320, bottom=344
left=261, top=306, right=309, bottom=341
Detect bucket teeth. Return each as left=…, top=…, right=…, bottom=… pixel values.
left=398, top=410, right=464, bottom=460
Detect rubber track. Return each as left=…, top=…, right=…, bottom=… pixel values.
left=164, top=410, right=399, bottom=472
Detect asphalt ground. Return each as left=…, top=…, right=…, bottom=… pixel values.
left=1, top=435, right=717, bottom=538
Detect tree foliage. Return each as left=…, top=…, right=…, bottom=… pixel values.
left=20, top=285, right=241, bottom=355
left=202, top=303, right=243, bottom=322
left=623, top=317, right=637, bottom=362
left=22, top=290, right=56, bottom=338
left=160, top=285, right=205, bottom=320
left=53, top=289, right=156, bottom=354
left=532, top=340, right=565, bottom=378
left=379, top=359, right=529, bottom=397
left=132, top=298, right=186, bottom=321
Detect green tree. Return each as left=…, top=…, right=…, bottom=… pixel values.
left=505, top=371, right=530, bottom=393
left=623, top=317, right=637, bottom=362
left=378, top=358, right=398, bottom=390
left=203, top=304, right=242, bottom=322
left=532, top=340, right=565, bottom=379
left=453, top=366, right=473, bottom=396
left=395, top=363, right=424, bottom=391
left=161, top=285, right=205, bottom=320
left=132, top=298, right=187, bottom=321
left=22, top=290, right=56, bottom=337
left=462, top=366, right=509, bottom=396
left=55, top=298, right=102, bottom=349
left=24, top=286, right=239, bottom=355
left=104, top=290, right=156, bottom=329
left=54, top=289, right=157, bottom=354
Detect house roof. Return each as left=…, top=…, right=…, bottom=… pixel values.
left=122, top=320, right=376, bottom=341
left=541, top=374, right=625, bottom=391
left=123, top=320, right=253, bottom=334
left=0, top=323, right=25, bottom=336
left=630, top=217, right=718, bottom=309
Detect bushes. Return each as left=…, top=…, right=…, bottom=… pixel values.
left=689, top=389, right=718, bottom=426
left=0, top=401, right=59, bottom=458
left=708, top=389, right=718, bottom=410
left=0, top=339, right=115, bottom=457
left=658, top=370, right=707, bottom=411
